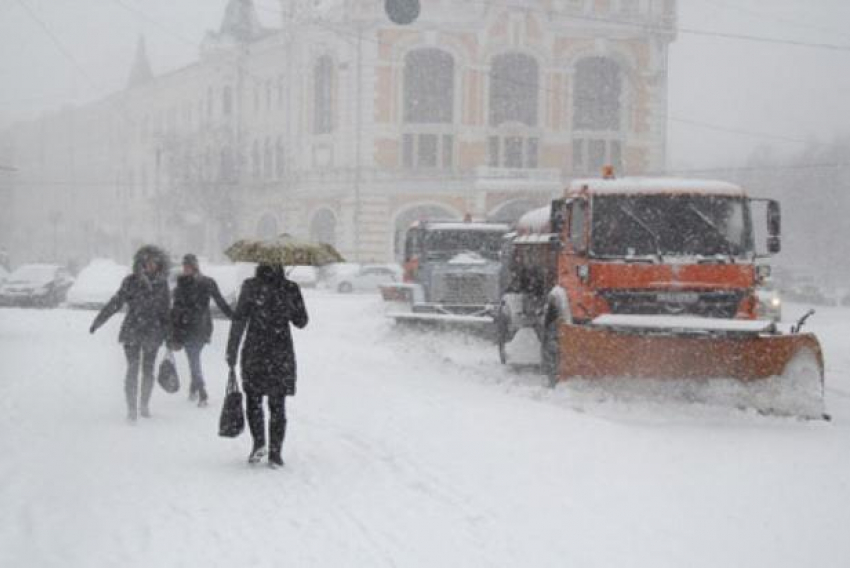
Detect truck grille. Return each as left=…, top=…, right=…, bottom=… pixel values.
left=599, top=290, right=745, bottom=319
left=439, top=274, right=489, bottom=305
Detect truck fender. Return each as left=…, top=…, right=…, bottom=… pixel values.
left=544, top=286, right=573, bottom=326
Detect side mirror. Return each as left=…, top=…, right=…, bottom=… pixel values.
left=767, top=236, right=781, bottom=254
left=570, top=200, right=589, bottom=257
left=766, top=200, right=781, bottom=254
left=767, top=200, right=781, bottom=237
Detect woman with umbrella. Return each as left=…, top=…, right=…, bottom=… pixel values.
left=226, top=260, right=309, bottom=468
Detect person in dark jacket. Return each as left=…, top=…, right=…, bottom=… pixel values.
left=227, top=263, right=308, bottom=468
left=170, top=253, right=234, bottom=407
left=90, top=245, right=170, bottom=422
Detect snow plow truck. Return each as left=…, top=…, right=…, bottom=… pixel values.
left=497, top=173, right=825, bottom=416
left=381, top=219, right=510, bottom=326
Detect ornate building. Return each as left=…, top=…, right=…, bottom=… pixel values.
left=0, top=0, right=677, bottom=265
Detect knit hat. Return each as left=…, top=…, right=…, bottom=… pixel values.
left=182, top=253, right=199, bottom=271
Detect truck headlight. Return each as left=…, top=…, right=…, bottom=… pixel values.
left=770, top=296, right=781, bottom=308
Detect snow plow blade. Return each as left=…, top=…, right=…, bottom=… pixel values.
left=559, top=315, right=824, bottom=383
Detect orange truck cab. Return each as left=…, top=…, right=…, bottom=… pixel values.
left=496, top=175, right=825, bottom=389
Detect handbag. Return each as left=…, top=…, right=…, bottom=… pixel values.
left=157, top=350, right=180, bottom=394
left=218, top=369, right=245, bottom=438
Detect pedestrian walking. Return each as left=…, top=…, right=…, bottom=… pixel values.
left=226, top=263, right=308, bottom=468
left=170, top=253, right=234, bottom=407
left=90, top=245, right=170, bottom=422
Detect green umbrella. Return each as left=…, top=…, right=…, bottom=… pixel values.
left=224, top=234, right=344, bottom=267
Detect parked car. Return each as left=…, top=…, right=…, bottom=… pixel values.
left=321, top=263, right=401, bottom=294
left=0, top=264, right=75, bottom=307
left=287, top=265, right=318, bottom=288
left=755, top=280, right=782, bottom=322
left=66, top=259, right=129, bottom=309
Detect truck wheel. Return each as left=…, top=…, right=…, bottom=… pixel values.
left=540, top=320, right=560, bottom=388
left=338, top=282, right=353, bottom=294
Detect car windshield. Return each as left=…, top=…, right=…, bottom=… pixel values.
left=9, top=265, right=56, bottom=284
left=423, top=230, right=503, bottom=260
left=590, top=194, right=753, bottom=259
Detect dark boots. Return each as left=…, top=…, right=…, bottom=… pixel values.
left=248, top=444, right=267, bottom=465
left=268, top=452, right=284, bottom=469
left=123, top=343, right=157, bottom=420
left=246, top=391, right=287, bottom=467
left=197, top=387, right=209, bottom=408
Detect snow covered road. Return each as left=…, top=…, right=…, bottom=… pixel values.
left=1, top=293, right=849, bottom=567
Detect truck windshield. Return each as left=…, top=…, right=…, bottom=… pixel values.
left=590, top=195, right=752, bottom=259
left=423, top=230, right=504, bottom=260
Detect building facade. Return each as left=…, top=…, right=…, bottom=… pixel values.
left=0, top=0, right=677, bottom=266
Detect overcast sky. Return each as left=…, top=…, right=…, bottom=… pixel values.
left=1, top=0, right=848, bottom=169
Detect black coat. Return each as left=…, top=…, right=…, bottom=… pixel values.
left=92, top=273, right=170, bottom=346
left=227, top=266, right=308, bottom=396
left=171, top=274, right=234, bottom=346
left=91, top=246, right=171, bottom=346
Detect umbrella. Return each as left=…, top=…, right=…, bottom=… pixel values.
left=224, top=234, right=344, bottom=267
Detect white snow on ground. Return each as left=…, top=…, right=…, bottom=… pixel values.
left=1, top=294, right=849, bottom=567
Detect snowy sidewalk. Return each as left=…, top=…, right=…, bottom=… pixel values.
left=1, top=294, right=848, bottom=567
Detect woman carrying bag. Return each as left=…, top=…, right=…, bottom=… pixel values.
left=226, top=263, right=308, bottom=468
left=170, top=253, right=234, bottom=407
left=90, top=245, right=170, bottom=422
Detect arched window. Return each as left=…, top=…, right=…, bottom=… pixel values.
left=266, top=80, right=273, bottom=110
left=220, top=146, right=236, bottom=183
left=488, top=52, right=540, bottom=169
left=140, top=115, right=149, bottom=141
left=222, top=86, right=233, bottom=116
left=275, top=136, right=285, bottom=179
left=314, top=55, right=334, bottom=135
left=263, top=138, right=273, bottom=180
left=490, top=53, right=538, bottom=127
left=572, top=56, right=624, bottom=175
left=402, top=48, right=455, bottom=170
left=574, top=57, right=622, bottom=131
left=252, top=140, right=261, bottom=180
left=310, top=209, right=337, bottom=246
left=203, top=147, right=212, bottom=181
left=403, top=48, right=454, bottom=124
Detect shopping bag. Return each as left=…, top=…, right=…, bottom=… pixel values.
left=157, top=350, right=180, bottom=394
left=218, top=369, right=245, bottom=438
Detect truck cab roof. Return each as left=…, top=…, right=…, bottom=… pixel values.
left=412, top=220, right=511, bottom=232
left=567, top=177, right=746, bottom=198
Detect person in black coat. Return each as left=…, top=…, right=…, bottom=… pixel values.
left=170, top=254, right=234, bottom=407
left=227, top=263, right=308, bottom=468
left=90, top=245, right=170, bottom=422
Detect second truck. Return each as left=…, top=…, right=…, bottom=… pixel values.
left=381, top=218, right=510, bottom=326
